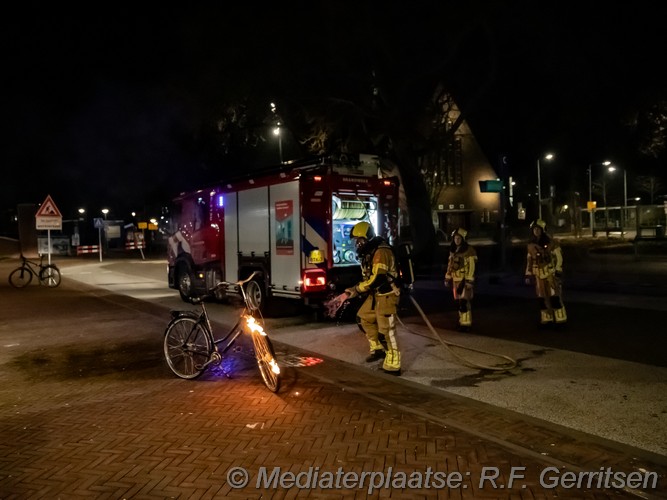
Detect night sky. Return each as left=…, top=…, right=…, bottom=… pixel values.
left=2, top=3, right=666, bottom=221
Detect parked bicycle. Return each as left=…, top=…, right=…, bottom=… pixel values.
left=9, top=254, right=62, bottom=288
left=163, top=271, right=281, bottom=393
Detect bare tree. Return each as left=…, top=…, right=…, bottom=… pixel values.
left=198, top=3, right=503, bottom=262
left=627, top=99, right=667, bottom=159
left=635, top=175, right=664, bottom=204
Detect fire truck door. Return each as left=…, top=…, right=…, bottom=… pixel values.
left=269, top=181, right=301, bottom=298
left=223, top=192, right=238, bottom=281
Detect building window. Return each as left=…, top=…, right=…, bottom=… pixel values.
left=446, top=138, right=463, bottom=186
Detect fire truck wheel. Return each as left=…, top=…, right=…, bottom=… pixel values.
left=177, top=266, right=195, bottom=302
left=245, top=277, right=268, bottom=313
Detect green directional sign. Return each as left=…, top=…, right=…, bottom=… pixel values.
left=479, top=180, right=503, bottom=193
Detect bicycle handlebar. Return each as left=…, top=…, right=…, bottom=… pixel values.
left=187, top=271, right=261, bottom=305
left=20, top=254, right=48, bottom=266
left=215, top=270, right=260, bottom=289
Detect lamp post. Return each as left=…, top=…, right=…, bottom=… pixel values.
left=587, top=161, right=611, bottom=236
left=603, top=165, right=624, bottom=233
left=537, top=153, right=554, bottom=220
left=273, top=126, right=283, bottom=164
left=270, top=102, right=283, bottom=164
left=603, top=166, right=613, bottom=207
left=622, top=168, right=627, bottom=235
left=606, top=165, right=628, bottom=234
left=623, top=168, right=628, bottom=208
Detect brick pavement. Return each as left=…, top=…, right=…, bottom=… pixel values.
left=0, top=260, right=666, bottom=499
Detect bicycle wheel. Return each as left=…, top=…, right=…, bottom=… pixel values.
left=9, top=266, right=33, bottom=288
left=163, top=317, right=212, bottom=379
left=248, top=318, right=281, bottom=393
left=39, top=265, right=62, bottom=287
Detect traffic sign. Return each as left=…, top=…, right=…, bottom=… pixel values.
left=94, top=218, right=105, bottom=229
left=36, top=194, right=62, bottom=217
left=479, top=180, right=503, bottom=193
left=36, top=194, right=63, bottom=230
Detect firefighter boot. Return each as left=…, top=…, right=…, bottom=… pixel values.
left=554, top=305, right=567, bottom=323
left=382, top=348, right=401, bottom=376
left=365, top=338, right=386, bottom=362
left=551, top=297, right=567, bottom=324
left=539, top=299, right=553, bottom=325
left=365, top=350, right=386, bottom=362
left=457, top=300, right=471, bottom=331
left=459, top=310, right=472, bottom=329
left=381, top=322, right=401, bottom=376
left=540, top=309, right=554, bottom=324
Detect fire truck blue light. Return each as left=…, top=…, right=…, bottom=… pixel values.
left=217, top=195, right=224, bottom=207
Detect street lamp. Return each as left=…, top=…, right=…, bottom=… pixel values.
left=273, top=126, right=283, bottom=164
left=270, top=102, right=283, bottom=164
left=537, top=153, right=554, bottom=220
left=623, top=168, right=628, bottom=233
left=603, top=164, right=627, bottom=207
left=603, top=166, right=617, bottom=233
left=603, top=166, right=615, bottom=207
left=101, top=208, right=109, bottom=219
left=606, top=165, right=628, bottom=233
left=587, top=161, right=611, bottom=236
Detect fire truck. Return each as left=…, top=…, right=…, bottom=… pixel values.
left=167, top=156, right=400, bottom=313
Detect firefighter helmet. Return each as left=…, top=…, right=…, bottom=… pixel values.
left=351, top=221, right=375, bottom=240
left=530, top=219, right=547, bottom=231
left=451, top=228, right=468, bottom=240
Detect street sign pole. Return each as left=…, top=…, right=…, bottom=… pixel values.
left=498, top=155, right=509, bottom=270
left=94, top=217, right=104, bottom=262
left=98, top=228, right=103, bottom=262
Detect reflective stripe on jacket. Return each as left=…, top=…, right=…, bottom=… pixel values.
left=525, top=241, right=563, bottom=279
left=356, top=243, right=397, bottom=295
left=445, top=246, right=477, bottom=282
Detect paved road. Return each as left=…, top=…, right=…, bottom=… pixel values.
left=57, top=254, right=667, bottom=455
left=1, top=253, right=666, bottom=498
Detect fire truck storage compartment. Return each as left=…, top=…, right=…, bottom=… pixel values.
left=331, top=195, right=378, bottom=266
left=269, top=181, right=301, bottom=297
left=223, top=181, right=302, bottom=299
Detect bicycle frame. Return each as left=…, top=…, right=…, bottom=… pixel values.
left=20, top=256, right=44, bottom=273
left=183, top=302, right=248, bottom=372
left=9, top=254, right=62, bottom=288
left=163, top=270, right=281, bottom=391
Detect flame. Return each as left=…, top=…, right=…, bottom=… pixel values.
left=246, top=316, right=280, bottom=374
left=246, top=316, right=266, bottom=335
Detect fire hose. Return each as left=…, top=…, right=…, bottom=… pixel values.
left=329, top=291, right=517, bottom=372
left=400, top=294, right=517, bottom=372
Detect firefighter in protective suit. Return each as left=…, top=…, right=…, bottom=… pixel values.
left=335, top=221, right=402, bottom=375
left=524, top=219, right=567, bottom=325
left=444, top=228, right=477, bottom=331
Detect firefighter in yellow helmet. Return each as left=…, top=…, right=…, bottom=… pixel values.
left=444, top=228, right=477, bottom=331
left=338, top=221, right=402, bottom=375
left=524, top=219, right=567, bottom=325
